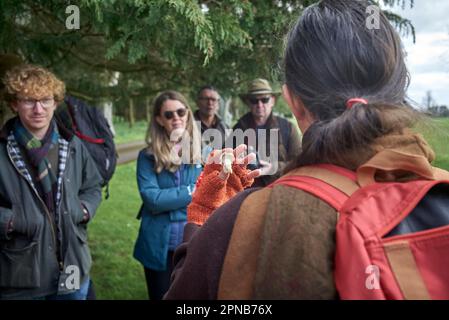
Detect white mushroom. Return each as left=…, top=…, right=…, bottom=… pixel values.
left=222, top=153, right=233, bottom=174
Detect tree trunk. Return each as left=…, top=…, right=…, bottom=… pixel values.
left=221, top=97, right=233, bottom=127
left=231, top=96, right=240, bottom=122
left=0, top=103, right=6, bottom=128
left=129, top=97, right=135, bottom=128
left=0, top=102, right=14, bottom=128
left=100, top=100, right=115, bottom=136
left=146, top=96, right=151, bottom=123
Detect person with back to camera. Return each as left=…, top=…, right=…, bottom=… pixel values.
left=164, top=0, right=449, bottom=300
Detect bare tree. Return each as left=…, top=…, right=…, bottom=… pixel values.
left=423, top=90, right=437, bottom=110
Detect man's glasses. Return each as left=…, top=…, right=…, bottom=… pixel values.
left=248, top=97, right=271, bottom=105
left=198, top=97, right=219, bottom=103
left=17, top=97, right=55, bottom=109
left=163, top=108, right=187, bottom=120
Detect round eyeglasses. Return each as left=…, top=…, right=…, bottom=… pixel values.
left=17, top=97, right=55, bottom=109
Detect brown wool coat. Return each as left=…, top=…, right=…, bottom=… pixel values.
left=164, top=131, right=437, bottom=300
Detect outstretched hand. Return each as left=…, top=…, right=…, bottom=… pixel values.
left=206, top=144, right=261, bottom=182
left=187, top=144, right=261, bottom=226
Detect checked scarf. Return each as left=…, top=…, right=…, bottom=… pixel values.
left=13, top=119, right=59, bottom=212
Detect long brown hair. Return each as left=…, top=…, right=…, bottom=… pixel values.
left=146, top=90, right=201, bottom=173
left=283, top=0, right=420, bottom=170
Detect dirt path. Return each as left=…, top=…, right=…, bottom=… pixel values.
left=116, top=141, right=146, bottom=165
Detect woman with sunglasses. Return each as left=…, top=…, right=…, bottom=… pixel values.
left=133, top=90, right=202, bottom=300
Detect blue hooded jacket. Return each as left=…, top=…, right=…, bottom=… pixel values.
left=133, top=149, right=202, bottom=271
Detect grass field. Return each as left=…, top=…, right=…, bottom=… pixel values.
left=419, top=118, right=449, bottom=170
left=89, top=120, right=147, bottom=298
left=89, top=162, right=148, bottom=300
left=89, top=117, right=449, bottom=300
left=113, top=120, right=148, bottom=145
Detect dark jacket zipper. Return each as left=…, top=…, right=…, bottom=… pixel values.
left=56, top=143, right=73, bottom=270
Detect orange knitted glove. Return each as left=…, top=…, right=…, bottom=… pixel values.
left=187, top=148, right=257, bottom=226
left=225, top=163, right=255, bottom=199
left=187, top=163, right=226, bottom=225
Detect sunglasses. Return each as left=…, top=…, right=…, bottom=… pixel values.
left=163, top=108, right=187, bottom=120
left=248, top=97, right=271, bottom=105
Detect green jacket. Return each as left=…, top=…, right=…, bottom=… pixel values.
left=0, top=117, right=102, bottom=299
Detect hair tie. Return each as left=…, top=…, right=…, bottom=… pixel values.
left=346, top=98, right=368, bottom=109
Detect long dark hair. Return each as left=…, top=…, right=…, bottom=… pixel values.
left=283, top=0, right=419, bottom=170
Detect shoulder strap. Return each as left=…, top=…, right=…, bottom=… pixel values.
left=273, top=158, right=449, bottom=211
left=271, top=164, right=360, bottom=211
left=65, top=98, right=105, bottom=144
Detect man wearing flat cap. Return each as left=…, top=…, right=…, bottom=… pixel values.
left=228, top=78, right=302, bottom=187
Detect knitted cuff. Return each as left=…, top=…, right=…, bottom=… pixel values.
left=187, top=161, right=255, bottom=226
left=187, top=202, right=213, bottom=226
left=187, top=171, right=227, bottom=225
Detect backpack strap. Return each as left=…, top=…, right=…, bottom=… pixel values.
left=65, top=99, right=106, bottom=144
left=384, top=241, right=431, bottom=300
left=270, top=164, right=360, bottom=211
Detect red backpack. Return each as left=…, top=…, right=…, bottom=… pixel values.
left=271, top=149, right=449, bottom=300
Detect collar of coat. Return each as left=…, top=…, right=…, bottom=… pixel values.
left=370, top=129, right=435, bottom=164
left=346, top=128, right=436, bottom=173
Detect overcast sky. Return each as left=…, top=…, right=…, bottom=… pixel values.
left=388, top=0, right=449, bottom=107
